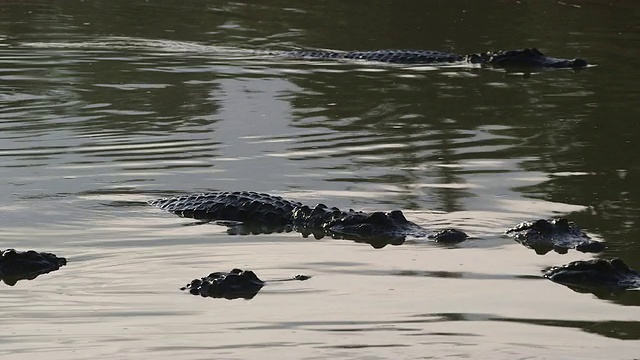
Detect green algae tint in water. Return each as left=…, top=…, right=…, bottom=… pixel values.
left=0, top=1, right=639, bottom=359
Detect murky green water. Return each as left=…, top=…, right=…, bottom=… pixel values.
left=1, top=1, right=639, bottom=359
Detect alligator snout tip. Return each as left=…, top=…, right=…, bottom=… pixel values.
left=551, top=57, right=587, bottom=69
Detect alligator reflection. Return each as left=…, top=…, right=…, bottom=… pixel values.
left=414, top=313, right=640, bottom=340
left=222, top=221, right=408, bottom=249
left=493, top=317, right=640, bottom=340
left=0, top=249, right=67, bottom=286
left=189, top=220, right=470, bottom=249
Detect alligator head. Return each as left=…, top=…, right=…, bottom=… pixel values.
left=291, top=204, right=431, bottom=247
left=506, top=218, right=606, bottom=254
left=181, top=268, right=265, bottom=300
left=0, top=249, right=67, bottom=286
left=328, top=211, right=469, bottom=245
left=544, top=258, right=640, bottom=293
left=325, top=210, right=430, bottom=243
left=467, top=48, right=588, bottom=69
left=289, top=203, right=470, bottom=248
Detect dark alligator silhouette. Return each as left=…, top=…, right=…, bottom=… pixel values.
left=181, top=268, right=311, bottom=300
left=506, top=218, right=606, bottom=255
left=544, top=258, right=640, bottom=295
left=283, top=48, right=587, bottom=69
left=149, top=191, right=468, bottom=248
left=0, top=249, right=67, bottom=286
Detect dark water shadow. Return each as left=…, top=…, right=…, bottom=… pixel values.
left=492, top=316, right=640, bottom=340
left=408, top=312, right=640, bottom=341
left=232, top=311, right=640, bottom=340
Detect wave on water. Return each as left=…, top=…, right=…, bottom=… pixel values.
left=20, top=36, right=268, bottom=57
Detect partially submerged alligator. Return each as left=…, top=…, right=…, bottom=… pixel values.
left=283, top=48, right=588, bottom=69
left=506, top=218, right=606, bottom=254
left=6, top=199, right=635, bottom=302
left=181, top=268, right=311, bottom=300
left=0, top=249, right=67, bottom=286
left=544, top=258, right=640, bottom=293
left=149, top=191, right=468, bottom=248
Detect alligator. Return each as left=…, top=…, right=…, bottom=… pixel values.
left=0, top=249, right=67, bottom=286
left=506, top=218, right=606, bottom=255
left=283, top=48, right=588, bottom=69
left=544, top=258, right=640, bottom=294
left=181, top=268, right=311, bottom=300
left=149, top=191, right=469, bottom=248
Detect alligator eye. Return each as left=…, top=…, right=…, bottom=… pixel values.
left=389, top=210, right=407, bottom=222
left=554, top=218, right=570, bottom=228
left=369, top=211, right=388, bottom=223
left=1, top=249, right=17, bottom=258
left=208, top=272, right=225, bottom=279
left=311, top=204, right=328, bottom=216
left=242, top=271, right=260, bottom=281
left=609, top=258, right=627, bottom=270
left=533, top=219, right=553, bottom=232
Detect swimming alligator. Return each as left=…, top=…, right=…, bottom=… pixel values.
left=506, top=218, right=606, bottom=255
left=181, top=268, right=311, bottom=300
left=0, top=249, right=67, bottom=286
left=283, top=48, right=588, bottom=69
left=149, top=191, right=468, bottom=248
left=544, top=258, right=640, bottom=294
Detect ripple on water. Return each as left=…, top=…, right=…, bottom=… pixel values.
left=1, top=5, right=639, bottom=359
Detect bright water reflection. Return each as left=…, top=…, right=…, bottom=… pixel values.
left=1, top=0, right=639, bottom=359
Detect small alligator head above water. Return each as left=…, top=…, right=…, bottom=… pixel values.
left=544, top=258, right=640, bottom=294
left=150, top=191, right=468, bottom=248
left=0, top=249, right=67, bottom=286
left=506, top=218, right=606, bottom=255
left=181, top=268, right=310, bottom=300
left=181, top=268, right=265, bottom=300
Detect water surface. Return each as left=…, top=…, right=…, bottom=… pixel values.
left=1, top=1, right=639, bottom=359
